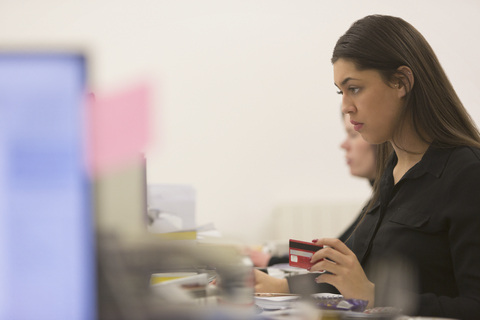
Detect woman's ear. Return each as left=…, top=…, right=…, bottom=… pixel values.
left=394, top=66, right=414, bottom=98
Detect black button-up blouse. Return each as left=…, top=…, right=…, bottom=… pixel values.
left=356, top=145, right=480, bottom=319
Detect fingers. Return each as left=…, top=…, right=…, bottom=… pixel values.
left=316, top=238, right=350, bottom=254
left=311, top=246, right=341, bottom=265
left=307, top=239, right=375, bottom=305
left=311, top=238, right=354, bottom=263
left=311, top=238, right=353, bottom=262
left=309, top=238, right=354, bottom=272
left=310, top=258, right=340, bottom=274
left=313, top=272, right=349, bottom=293
left=315, top=272, right=335, bottom=285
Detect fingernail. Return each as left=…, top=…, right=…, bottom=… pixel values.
left=315, top=276, right=321, bottom=283
left=312, top=239, right=318, bottom=243
left=307, top=267, right=311, bottom=271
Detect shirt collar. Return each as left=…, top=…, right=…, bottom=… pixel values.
left=388, top=144, right=454, bottom=180
left=414, top=144, right=455, bottom=178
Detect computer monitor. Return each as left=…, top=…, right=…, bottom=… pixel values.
left=0, top=52, right=95, bottom=319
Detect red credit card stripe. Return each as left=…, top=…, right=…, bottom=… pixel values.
left=289, top=249, right=314, bottom=258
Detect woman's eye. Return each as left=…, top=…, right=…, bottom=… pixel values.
left=349, top=87, right=360, bottom=94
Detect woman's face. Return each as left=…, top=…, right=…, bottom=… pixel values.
left=334, top=59, right=404, bottom=145
left=341, top=115, right=376, bottom=181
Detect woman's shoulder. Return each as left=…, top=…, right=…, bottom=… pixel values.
left=443, top=146, right=480, bottom=179
left=424, top=145, right=480, bottom=171
left=449, top=145, right=480, bottom=162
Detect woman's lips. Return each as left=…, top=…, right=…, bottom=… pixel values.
left=350, top=120, right=364, bottom=131
left=353, top=124, right=363, bottom=131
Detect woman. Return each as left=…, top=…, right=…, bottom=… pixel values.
left=256, top=15, right=480, bottom=319
left=341, top=113, right=376, bottom=185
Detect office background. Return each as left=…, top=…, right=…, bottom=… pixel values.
left=2, top=0, right=479, bottom=245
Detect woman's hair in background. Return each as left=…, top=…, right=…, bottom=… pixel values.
left=333, top=14, right=480, bottom=212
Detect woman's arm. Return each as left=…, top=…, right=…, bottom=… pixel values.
left=253, top=269, right=289, bottom=293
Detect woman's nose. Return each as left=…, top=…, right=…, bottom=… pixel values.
left=341, top=96, right=355, bottom=115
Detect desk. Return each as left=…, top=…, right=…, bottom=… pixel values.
left=96, top=232, right=458, bottom=320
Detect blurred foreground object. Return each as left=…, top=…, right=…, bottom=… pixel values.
left=87, top=82, right=151, bottom=176
left=369, top=255, right=418, bottom=317
left=0, top=52, right=94, bottom=320
left=97, top=231, right=257, bottom=320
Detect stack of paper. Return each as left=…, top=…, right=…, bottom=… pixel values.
left=254, top=294, right=300, bottom=310
left=254, top=293, right=344, bottom=311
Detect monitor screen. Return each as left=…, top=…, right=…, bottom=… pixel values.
left=0, top=52, right=95, bottom=319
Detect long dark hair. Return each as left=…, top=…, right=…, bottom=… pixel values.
left=332, top=14, right=480, bottom=213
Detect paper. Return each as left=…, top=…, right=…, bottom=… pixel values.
left=255, top=293, right=343, bottom=311
left=150, top=273, right=207, bottom=287
left=150, top=272, right=199, bottom=285
left=153, top=223, right=220, bottom=241
left=254, top=294, right=300, bottom=310
left=87, top=83, right=150, bottom=175
left=147, top=184, right=196, bottom=232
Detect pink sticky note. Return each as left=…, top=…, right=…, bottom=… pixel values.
left=87, top=83, right=150, bottom=175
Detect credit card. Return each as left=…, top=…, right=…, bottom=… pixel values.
left=289, top=239, right=323, bottom=269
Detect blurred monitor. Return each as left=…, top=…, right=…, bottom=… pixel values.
left=0, top=52, right=94, bottom=319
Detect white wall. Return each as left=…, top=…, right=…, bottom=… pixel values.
left=2, top=0, right=479, bottom=245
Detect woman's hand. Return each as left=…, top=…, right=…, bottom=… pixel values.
left=254, top=269, right=290, bottom=293
left=310, top=238, right=375, bottom=308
